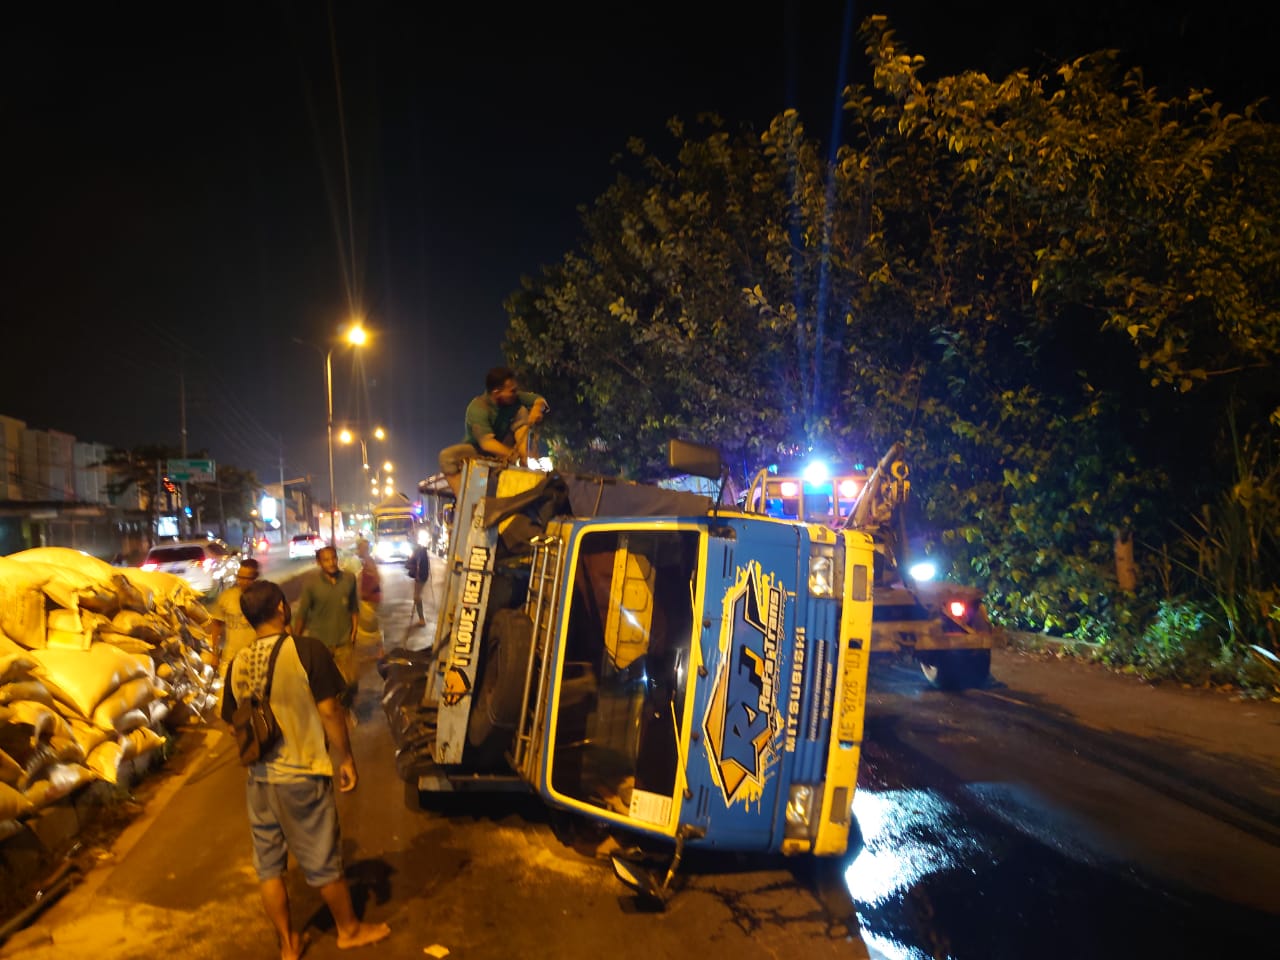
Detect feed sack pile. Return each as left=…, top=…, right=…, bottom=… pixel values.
left=0, top=547, right=220, bottom=840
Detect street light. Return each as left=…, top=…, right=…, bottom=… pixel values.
left=338, top=428, right=385, bottom=467
left=339, top=427, right=387, bottom=512
left=325, top=322, right=368, bottom=546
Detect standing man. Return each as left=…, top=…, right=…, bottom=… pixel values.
left=438, top=365, right=549, bottom=496
left=220, top=579, right=390, bottom=957
left=353, top=537, right=383, bottom=652
left=292, top=545, right=359, bottom=704
left=407, top=542, right=430, bottom=627
left=209, top=558, right=260, bottom=680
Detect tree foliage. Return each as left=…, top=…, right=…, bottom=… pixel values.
left=100, top=444, right=180, bottom=533
left=100, top=446, right=260, bottom=541
left=507, top=116, right=832, bottom=479
left=504, top=16, right=1280, bottom=662
left=188, top=463, right=261, bottom=537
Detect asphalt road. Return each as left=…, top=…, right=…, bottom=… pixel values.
left=4, top=561, right=1278, bottom=959
left=847, top=657, right=1280, bottom=958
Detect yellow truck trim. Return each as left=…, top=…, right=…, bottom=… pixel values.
left=812, top=530, right=875, bottom=855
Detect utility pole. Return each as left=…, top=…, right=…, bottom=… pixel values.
left=155, top=459, right=163, bottom=542
left=179, top=369, right=191, bottom=536
left=217, top=479, right=227, bottom=541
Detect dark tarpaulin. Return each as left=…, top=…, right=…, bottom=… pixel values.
left=482, top=471, right=712, bottom=530
left=479, top=471, right=713, bottom=557
left=561, top=474, right=712, bottom=519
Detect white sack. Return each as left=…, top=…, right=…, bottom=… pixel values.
left=126, top=725, right=165, bottom=757
left=0, top=556, right=49, bottom=649
left=1, top=652, right=38, bottom=685
left=85, top=740, right=127, bottom=784
left=63, top=715, right=111, bottom=755
left=30, top=643, right=151, bottom=718
left=0, top=780, right=34, bottom=820
left=0, top=748, right=22, bottom=785
left=0, top=679, right=56, bottom=707
left=7, top=547, right=116, bottom=584
left=91, top=676, right=160, bottom=731
left=23, top=762, right=94, bottom=808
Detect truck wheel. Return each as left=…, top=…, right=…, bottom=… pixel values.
left=468, top=608, right=535, bottom=748
left=918, top=650, right=991, bottom=690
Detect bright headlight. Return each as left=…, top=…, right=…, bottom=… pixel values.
left=909, top=560, right=938, bottom=582
left=786, top=784, right=814, bottom=826
left=809, top=553, right=834, bottom=597
left=784, top=782, right=822, bottom=841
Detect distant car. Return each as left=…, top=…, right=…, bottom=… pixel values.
left=288, top=533, right=324, bottom=560
left=140, top=539, right=238, bottom=595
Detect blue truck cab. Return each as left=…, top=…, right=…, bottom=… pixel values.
left=402, top=443, right=875, bottom=899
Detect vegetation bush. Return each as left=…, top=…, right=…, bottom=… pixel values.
left=504, top=16, right=1280, bottom=693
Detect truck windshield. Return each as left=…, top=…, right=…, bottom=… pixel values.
left=376, top=518, right=412, bottom=536
left=550, top=528, right=700, bottom=825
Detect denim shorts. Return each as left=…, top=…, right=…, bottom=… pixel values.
left=246, top=776, right=342, bottom=886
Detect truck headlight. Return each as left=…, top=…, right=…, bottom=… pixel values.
left=784, top=783, right=820, bottom=839
left=809, top=549, right=834, bottom=597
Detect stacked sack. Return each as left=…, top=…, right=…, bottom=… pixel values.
left=0, top=547, right=221, bottom=838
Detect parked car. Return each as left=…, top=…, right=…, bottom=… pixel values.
left=288, top=533, right=324, bottom=560
left=140, top=539, right=238, bottom=595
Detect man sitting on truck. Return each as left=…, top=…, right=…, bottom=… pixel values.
left=438, top=365, right=549, bottom=496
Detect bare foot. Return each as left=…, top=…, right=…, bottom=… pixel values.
left=282, top=930, right=311, bottom=960
left=337, top=921, right=391, bottom=949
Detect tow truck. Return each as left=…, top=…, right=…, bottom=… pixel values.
left=390, top=441, right=877, bottom=902
left=743, top=443, right=995, bottom=689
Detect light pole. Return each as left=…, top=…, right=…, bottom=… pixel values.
left=339, top=426, right=387, bottom=514
left=324, top=323, right=368, bottom=546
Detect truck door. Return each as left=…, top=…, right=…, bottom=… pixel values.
left=540, top=525, right=702, bottom=836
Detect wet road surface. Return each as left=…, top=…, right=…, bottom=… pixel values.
left=844, top=658, right=1280, bottom=958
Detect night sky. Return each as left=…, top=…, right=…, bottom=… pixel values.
left=3, top=1, right=1276, bottom=504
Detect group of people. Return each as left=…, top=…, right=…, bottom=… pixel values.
left=213, top=545, right=389, bottom=958
left=208, top=364, right=546, bottom=958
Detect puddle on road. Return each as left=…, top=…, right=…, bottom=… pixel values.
left=842, top=787, right=1277, bottom=959
left=844, top=790, right=985, bottom=908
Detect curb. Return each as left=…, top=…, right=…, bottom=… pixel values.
left=0, top=725, right=224, bottom=954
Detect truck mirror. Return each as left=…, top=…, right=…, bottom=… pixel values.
left=668, top=439, right=723, bottom=481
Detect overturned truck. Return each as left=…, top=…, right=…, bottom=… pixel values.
left=385, top=442, right=876, bottom=901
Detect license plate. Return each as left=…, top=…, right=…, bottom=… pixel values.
left=837, top=649, right=864, bottom=743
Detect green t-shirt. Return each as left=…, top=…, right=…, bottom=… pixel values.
left=463, top=390, right=545, bottom=447
left=293, top=569, right=359, bottom=649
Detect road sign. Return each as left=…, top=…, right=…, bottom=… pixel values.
left=166, top=458, right=216, bottom=483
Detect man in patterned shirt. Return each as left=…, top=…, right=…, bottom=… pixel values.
left=209, top=558, right=260, bottom=679
left=221, top=579, right=389, bottom=957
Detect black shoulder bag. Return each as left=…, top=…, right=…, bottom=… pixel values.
left=231, top=636, right=286, bottom=766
